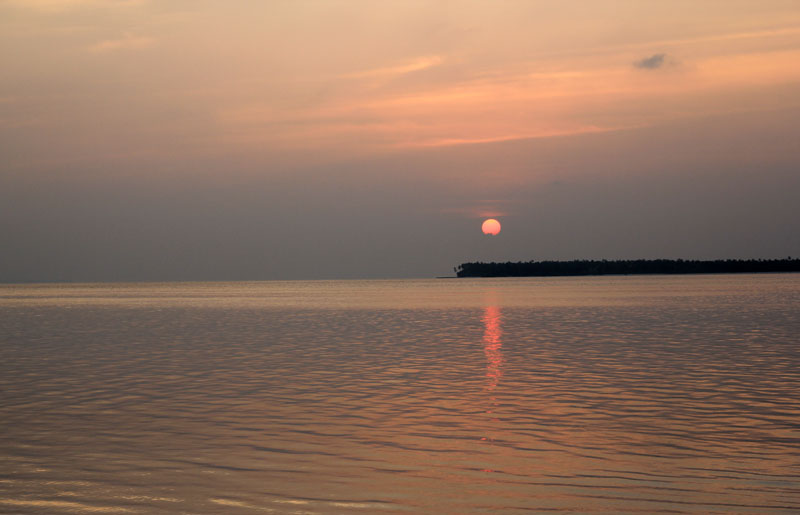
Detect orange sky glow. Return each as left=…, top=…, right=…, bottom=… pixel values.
left=2, top=1, right=799, bottom=280
left=3, top=2, right=800, bottom=162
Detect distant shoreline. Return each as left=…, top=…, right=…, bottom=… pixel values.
left=454, top=258, right=800, bottom=278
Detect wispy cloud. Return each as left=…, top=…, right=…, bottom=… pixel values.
left=441, top=201, right=511, bottom=219
left=646, top=25, right=800, bottom=50
left=408, top=126, right=622, bottom=148
left=88, top=33, right=155, bottom=54
left=8, top=0, right=145, bottom=12
left=343, top=56, right=444, bottom=79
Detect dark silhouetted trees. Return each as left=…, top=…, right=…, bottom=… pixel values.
left=454, top=258, right=800, bottom=277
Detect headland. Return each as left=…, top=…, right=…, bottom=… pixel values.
left=455, top=258, right=800, bottom=277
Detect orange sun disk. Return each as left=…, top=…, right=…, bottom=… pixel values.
left=482, top=219, right=501, bottom=235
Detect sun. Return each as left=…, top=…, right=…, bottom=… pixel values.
left=482, top=218, right=501, bottom=235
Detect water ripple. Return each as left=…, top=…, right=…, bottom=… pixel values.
left=1, top=276, right=799, bottom=512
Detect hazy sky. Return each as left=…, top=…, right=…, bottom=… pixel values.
left=2, top=0, right=800, bottom=281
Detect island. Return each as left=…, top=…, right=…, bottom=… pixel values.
left=454, top=258, right=800, bottom=278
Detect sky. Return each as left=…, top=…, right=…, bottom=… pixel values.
left=2, top=0, right=800, bottom=281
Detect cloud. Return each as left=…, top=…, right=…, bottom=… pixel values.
left=406, top=126, right=621, bottom=148
left=88, top=33, right=155, bottom=54
left=633, top=53, right=667, bottom=69
left=7, top=0, right=145, bottom=11
left=441, top=199, right=511, bottom=219
left=343, top=56, right=444, bottom=79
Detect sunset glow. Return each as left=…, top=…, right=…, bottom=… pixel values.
left=2, top=2, right=799, bottom=511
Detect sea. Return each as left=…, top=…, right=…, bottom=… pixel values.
left=1, top=275, right=799, bottom=514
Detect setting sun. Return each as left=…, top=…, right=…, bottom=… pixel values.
left=482, top=219, right=501, bottom=235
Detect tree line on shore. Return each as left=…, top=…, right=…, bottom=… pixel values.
left=454, top=258, right=800, bottom=277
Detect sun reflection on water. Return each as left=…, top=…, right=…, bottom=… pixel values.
left=482, top=305, right=503, bottom=391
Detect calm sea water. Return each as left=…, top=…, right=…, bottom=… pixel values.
left=1, top=275, right=799, bottom=514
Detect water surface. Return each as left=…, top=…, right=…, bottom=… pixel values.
left=1, top=275, right=799, bottom=513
